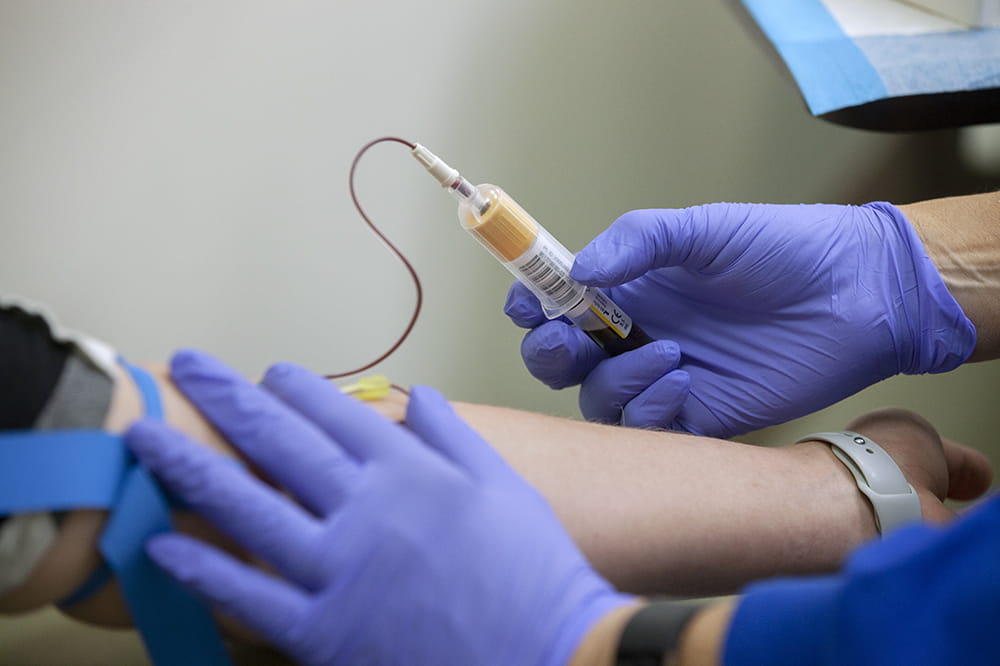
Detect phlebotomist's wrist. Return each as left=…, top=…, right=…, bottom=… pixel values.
left=568, top=597, right=736, bottom=666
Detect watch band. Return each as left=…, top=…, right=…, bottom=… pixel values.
left=616, top=599, right=702, bottom=666
left=798, top=431, right=922, bottom=535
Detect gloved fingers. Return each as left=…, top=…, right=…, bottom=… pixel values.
left=146, top=532, right=308, bottom=649
left=521, top=320, right=607, bottom=389
left=578, top=340, right=682, bottom=424
left=504, top=281, right=548, bottom=329
left=404, top=385, right=508, bottom=481
left=570, top=205, right=747, bottom=286
left=126, top=419, right=328, bottom=586
left=261, top=360, right=422, bottom=466
left=621, top=369, right=690, bottom=429
left=170, top=349, right=358, bottom=515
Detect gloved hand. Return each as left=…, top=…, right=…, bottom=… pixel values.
left=724, top=493, right=1000, bottom=665
left=506, top=202, right=975, bottom=437
left=125, top=349, right=632, bottom=666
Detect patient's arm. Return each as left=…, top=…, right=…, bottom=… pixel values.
left=0, top=360, right=243, bottom=626
left=3, top=355, right=991, bottom=630
left=449, top=402, right=990, bottom=595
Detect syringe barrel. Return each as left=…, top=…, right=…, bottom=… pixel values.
left=458, top=184, right=653, bottom=354
left=459, top=184, right=583, bottom=319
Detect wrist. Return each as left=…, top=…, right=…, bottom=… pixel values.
left=789, top=436, right=911, bottom=549
left=864, top=201, right=976, bottom=373
left=797, top=431, right=921, bottom=535
left=783, top=440, right=881, bottom=549
left=574, top=598, right=732, bottom=666
left=898, top=192, right=1000, bottom=362
left=568, top=599, right=647, bottom=666
left=793, top=407, right=955, bottom=558
left=675, top=600, right=736, bottom=666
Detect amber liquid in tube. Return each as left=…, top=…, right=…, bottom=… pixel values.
left=460, top=184, right=653, bottom=356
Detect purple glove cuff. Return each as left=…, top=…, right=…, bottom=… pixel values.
left=723, top=575, right=841, bottom=666
left=865, top=202, right=976, bottom=375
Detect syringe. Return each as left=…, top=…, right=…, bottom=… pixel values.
left=411, top=144, right=654, bottom=356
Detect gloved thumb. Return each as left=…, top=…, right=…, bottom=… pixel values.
left=570, top=204, right=749, bottom=286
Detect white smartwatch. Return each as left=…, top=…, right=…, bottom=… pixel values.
left=798, top=431, right=922, bottom=535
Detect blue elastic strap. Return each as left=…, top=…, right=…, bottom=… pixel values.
left=0, top=361, right=231, bottom=666
left=0, top=431, right=130, bottom=512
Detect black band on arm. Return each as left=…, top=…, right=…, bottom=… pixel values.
left=0, top=304, right=70, bottom=430
left=616, top=599, right=703, bottom=666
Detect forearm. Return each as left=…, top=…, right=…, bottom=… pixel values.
left=440, top=403, right=986, bottom=595
left=448, top=402, right=880, bottom=596
left=899, top=191, right=1000, bottom=362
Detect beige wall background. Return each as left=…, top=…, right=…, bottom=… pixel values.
left=0, top=1, right=997, bottom=663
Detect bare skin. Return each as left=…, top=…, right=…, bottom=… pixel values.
left=567, top=406, right=994, bottom=666
left=900, top=191, right=1000, bottom=363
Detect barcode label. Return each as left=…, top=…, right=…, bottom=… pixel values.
left=515, top=245, right=582, bottom=309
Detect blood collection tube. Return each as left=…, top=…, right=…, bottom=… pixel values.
left=412, top=144, right=653, bottom=356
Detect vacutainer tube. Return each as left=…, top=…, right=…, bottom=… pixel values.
left=457, top=183, right=653, bottom=356
left=411, top=143, right=652, bottom=356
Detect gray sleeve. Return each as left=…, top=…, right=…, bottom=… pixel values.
left=0, top=513, right=59, bottom=597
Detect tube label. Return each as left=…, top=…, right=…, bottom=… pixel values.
left=587, top=289, right=633, bottom=338
left=509, top=231, right=587, bottom=318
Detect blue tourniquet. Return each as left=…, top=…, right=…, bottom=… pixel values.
left=0, top=361, right=231, bottom=665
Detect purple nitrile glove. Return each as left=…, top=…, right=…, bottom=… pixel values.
left=506, top=202, right=975, bottom=437
left=125, top=349, right=632, bottom=666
